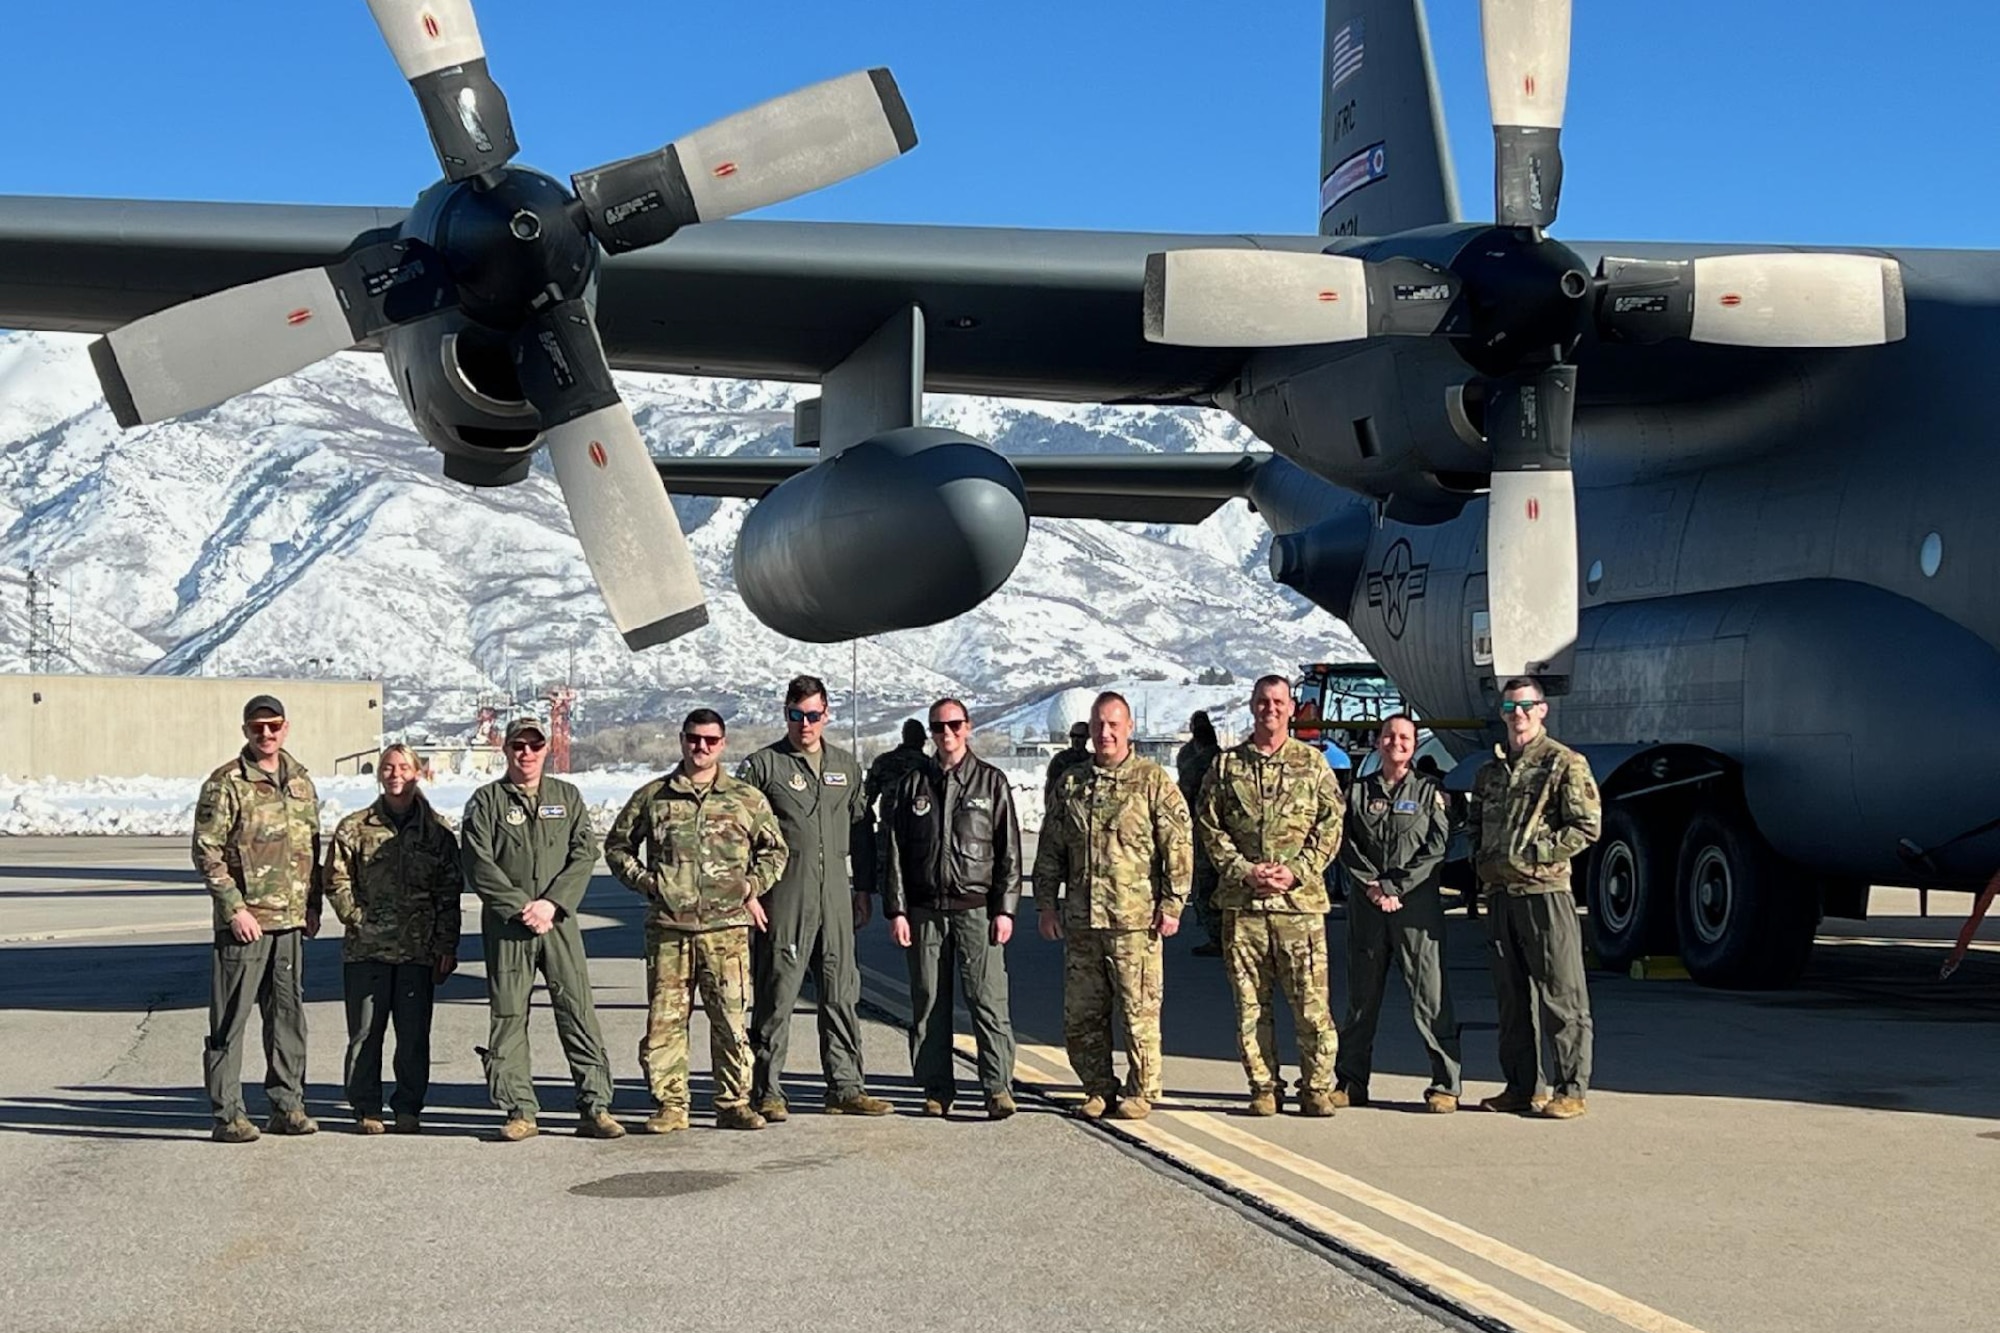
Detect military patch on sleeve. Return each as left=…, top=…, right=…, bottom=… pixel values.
left=538, top=804, right=566, bottom=818
left=823, top=771, right=849, bottom=786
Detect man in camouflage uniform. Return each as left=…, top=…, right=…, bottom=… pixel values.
left=192, top=693, right=323, bottom=1143
left=1043, top=721, right=1091, bottom=803
left=462, top=716, right=623, bottom=1142
left=606, top=708, right=788, bottom=1133
left=1033, top=691, right=1192, bottom=1121
left=1196, top=675, right=1346, bottom=1118
left=1336, top=714, right=1461, bottom=1113
left=1176, top=710, right=1224, bottom=955
left=1469, top=678, right=1603, bottom=1120
left=740, top=675, right=892, bottom=1119
left=324, top=743, right=462, bottom=1135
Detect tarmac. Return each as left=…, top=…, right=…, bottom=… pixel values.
left=2, top=834, right=1997, bottom=1333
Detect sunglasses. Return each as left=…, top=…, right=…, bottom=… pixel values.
left=246, top=720, right=284, bottom=734
left=682, top=733, right=724, bottom=748
left=929, top=718, right=968, bottom=733
left=1500, top=699, right=1544, bottom=714
left=785, top=708, right=827, bottom=724
left=507, top=738, right=547, bottom=752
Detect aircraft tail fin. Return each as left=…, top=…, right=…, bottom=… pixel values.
left=1318, top=0, right=1461, bottom=238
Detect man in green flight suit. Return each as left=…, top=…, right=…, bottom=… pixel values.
left=739, top=675, right=892, bottom=1120
left=1335, top=714, right=1460, bottom=1113
left=1469, top=678, right=1603, bottom=1120
left=1195, top=675, right=1346, bottom=1118
left=1034, top=691, right=1193, bottom=1122
left=461, top=716, right=623, bottom=1142
left=605, top=708, right=788, bottom=1133
left=192, top=693, right=323, bottom=1143
left=324, top=742, right=463, bottom=1135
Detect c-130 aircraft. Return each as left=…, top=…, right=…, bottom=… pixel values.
left=0, top=0, right=1989, bottom=989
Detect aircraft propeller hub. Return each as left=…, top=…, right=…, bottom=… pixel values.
left=1448, top=227, right=1592, bottom=376
left=429, top=167, right=595, bottom=327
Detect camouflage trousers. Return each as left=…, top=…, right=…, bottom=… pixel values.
left=641, top=924, right=753, bottom=1112
left=1062, top=926, right=1164, bottom=1103
left=1223, top=910, right=1337, bottom=1095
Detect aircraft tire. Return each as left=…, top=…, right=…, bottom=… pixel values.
left=1673, top=807, right=1817, bottom=989
left=1583, top=803, right=1672, bottom=971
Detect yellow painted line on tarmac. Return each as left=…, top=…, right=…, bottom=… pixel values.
left=996, top=1035, right=1593, bottom=1333
left=856, top=961, right=1706, bottom=1333
left=1160, top=1108, right=1706, bottom=1333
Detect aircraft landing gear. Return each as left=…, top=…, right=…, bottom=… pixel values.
left=1583, top=803, right=1675, bottom=971
left=1673, top=807, right=1818, bottom=989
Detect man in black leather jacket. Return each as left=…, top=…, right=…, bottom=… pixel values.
left=880, top=697, right=1022, bottom=1119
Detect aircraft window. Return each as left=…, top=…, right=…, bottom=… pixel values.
left=1920, top=532, right=1943, bottom=578
left=1586, top=559, right=1604, bottom=595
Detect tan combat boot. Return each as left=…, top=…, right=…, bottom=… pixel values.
left=824, top=1091, right=893, bottom=1116
left=577, top=1110, right=627, bottom=1139
left=755, top=1095, right=789, bottom=1124
left=921, top=1098, right=950, bottom=1117
left=496, top=1117, right=539, bottom=1142
left=211, top=1117, right=260, bottom=1144
left=1425, top=1091, right=1460, bottom=1114
left=1074, top=1094, right=1109, bottom=1121
left=642, top=1107, right=689, bottom=1134
left=1329, top=1085, right=1368, bottom=1110
left=355, top=1115, right=387, bottom=1136
left=1247, top=1088, right=1279, bottom=1117
left=1110, top=1097, right=1152, bottom=1121
left=986, top=1092, right=1017, bottom=1121
left=716, top=1105, right=768, bottom=1131
left=1540, top=1096, right=1587, bottom=1120
left=266, top=1108, right=318, bottom=1136
left=1298, top=1089, right=1338, bottom=1118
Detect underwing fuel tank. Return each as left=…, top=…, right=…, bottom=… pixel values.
left=734, top=427, right=1029, bottom=641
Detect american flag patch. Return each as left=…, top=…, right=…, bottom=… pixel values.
left=1320, top=141, right=1388, bottom=214
left=1329, top=18, right=1365, bottom=95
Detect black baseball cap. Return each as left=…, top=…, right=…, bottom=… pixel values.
left=242, top=694, right=286, bottom=722
left=1069, top=721, right=1090, bottom=740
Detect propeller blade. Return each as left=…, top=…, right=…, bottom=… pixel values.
left=1484, top=367, right=1578, bottom=680
left=512, top=300, right=708, bottom=649
left=1141, top=250, right=1460, bottom=347
left=1481, top=0, right=1571, bottom=229
left=365, top=0, right=517, bottom=182
left=573, top=68, right=916, bottom=254
left=90, top=238, right=454, bottom=428
left=1595, top=254, right=1907, bottom=347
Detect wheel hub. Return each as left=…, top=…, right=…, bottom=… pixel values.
left=1599, top=842, right=1637, bottom=933
left=1689, top=847, right=1735, bottom=946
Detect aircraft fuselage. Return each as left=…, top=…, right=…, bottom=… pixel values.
left=1233, top=241, right=2000, bottom=888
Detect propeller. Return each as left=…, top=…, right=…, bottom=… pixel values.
left=85, top=1, right=918, bottom=650
left=1141, top=0, right=1907, bottom=685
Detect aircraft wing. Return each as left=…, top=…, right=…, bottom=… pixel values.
left=0, top=196, right=1337, bottom=405
left=656, top=452, right=1272, bottom=524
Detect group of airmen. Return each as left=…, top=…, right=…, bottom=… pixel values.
left=191, top=672, right=1602, bottom=1143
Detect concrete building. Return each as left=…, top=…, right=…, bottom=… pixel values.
left=1, top=674, right=383, bottom=782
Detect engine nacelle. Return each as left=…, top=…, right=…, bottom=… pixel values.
left=735, top=427, right=1029, bottom=642
left=382, top=313, right=543, bottom=487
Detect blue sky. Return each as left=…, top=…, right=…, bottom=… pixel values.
left=7, top=0, right=1995, bottom=247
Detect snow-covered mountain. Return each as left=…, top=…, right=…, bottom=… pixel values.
left=0, top=330, right=1360, bottom=735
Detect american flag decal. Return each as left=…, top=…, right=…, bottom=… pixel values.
left=1329, top=18, right=1365, bottom=95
